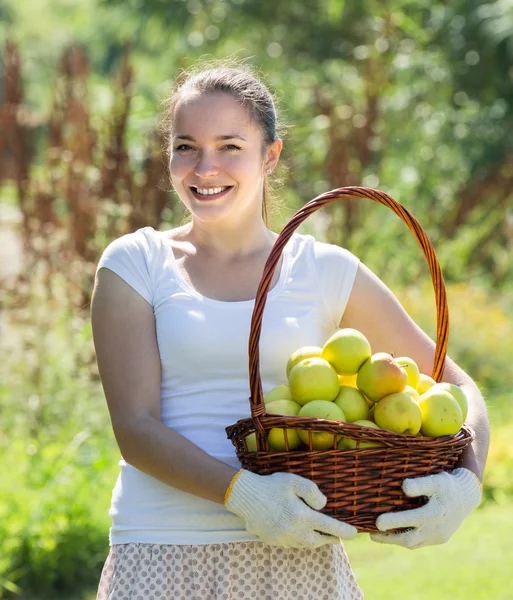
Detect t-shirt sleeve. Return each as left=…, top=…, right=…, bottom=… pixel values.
left=95, top=227, right=155, bottom=306
left=310, top=240, right=360, bottom=329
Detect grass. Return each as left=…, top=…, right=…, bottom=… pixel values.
left=346, top=500, right=512, bottom=600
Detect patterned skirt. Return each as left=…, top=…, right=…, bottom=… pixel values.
left=96, top=540, right=363, bottom=600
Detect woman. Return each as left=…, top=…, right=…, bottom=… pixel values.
left=91, top=61, right=489, bottom=599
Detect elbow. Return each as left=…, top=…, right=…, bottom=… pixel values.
left=111, top=411, right=157, bottom=465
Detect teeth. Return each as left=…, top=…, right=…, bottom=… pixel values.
left=195, top=186, right=228, bottom=196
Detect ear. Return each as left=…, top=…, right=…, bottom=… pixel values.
left=264, top=139, right=283, bottom=173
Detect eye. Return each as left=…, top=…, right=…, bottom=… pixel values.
left=174, top=144, right=195, bottom=152
left=221, top=144, right=241, bottom=151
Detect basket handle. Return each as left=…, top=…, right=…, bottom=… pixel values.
left=248, top=186, right=449, bottom=426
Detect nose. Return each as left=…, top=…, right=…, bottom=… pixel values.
left=194, top=150, right=219, bottom=178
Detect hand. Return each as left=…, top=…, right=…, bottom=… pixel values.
left=370, top=468, right=482, bottom=550
left=225, top=470, right=357, bottom=548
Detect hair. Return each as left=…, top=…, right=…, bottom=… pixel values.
left=159, top=58, right=286, bottom=226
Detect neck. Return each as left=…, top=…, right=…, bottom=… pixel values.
left=185, top=218, right=275, bottom=258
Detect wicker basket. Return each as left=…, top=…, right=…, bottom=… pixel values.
left=225, top=186, right=474, bottom=533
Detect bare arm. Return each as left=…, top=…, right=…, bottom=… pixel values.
left=341, top=262, right=490, bottom=482
left=91, top=268, right=238, bottom=504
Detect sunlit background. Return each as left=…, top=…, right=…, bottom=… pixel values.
left=1, top=1, right=512, bottom=598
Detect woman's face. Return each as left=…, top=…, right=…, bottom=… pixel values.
left=169, top=92, right=280, bottom=227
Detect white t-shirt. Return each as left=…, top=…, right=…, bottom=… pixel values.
left=96, top=226, right=360, bottom=545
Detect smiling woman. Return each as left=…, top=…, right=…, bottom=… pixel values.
left=91, top=58, right=488, bottom=600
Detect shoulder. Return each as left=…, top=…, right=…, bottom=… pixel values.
left=102, top=226, right=159, bottom=255
left=287, top=232, right=359, bottom=269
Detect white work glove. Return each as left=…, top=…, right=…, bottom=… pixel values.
left=225, top=469, right=357, bottom=548
left=370, top=468, right=482, bottom=550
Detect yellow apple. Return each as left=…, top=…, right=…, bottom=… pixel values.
left=334, top=386, right=369, bottom=423
left=403, top=385, right=420, bottom=402
left=356, top=352, right=408, bottom=403
left=429, top=382, right=469, bottom=421
left=338, top=420, right=382, bottom=448
left=264, top=384, right=292, bottom=404
left=297, top=400, right=346, bottom=450
left=374, top=392, right=422, bottom=435
left=417, top=373, right=437, bottom=395
left=418, top=390, right=464, bottom=437
left=395, top=356, right=421, bottom=390
left=338, top=373, right=358, bottom=388
left=288, top=357, right=340, bottom=406
left=286, top=346, right=323, bottom=378
left=322, top=328, right=372, bottom=375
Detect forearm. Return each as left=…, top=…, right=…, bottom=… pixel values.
left=113, top=413, right=238, bottom=504
left=458, top=379, right=490, bottom=482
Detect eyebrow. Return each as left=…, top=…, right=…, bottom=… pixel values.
left=174, top=134, right=247, bottom=142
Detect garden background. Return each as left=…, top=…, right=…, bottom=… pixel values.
left=1, top=0, right=512, bottom=598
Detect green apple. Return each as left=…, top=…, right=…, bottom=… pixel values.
left=418, top=390, right=464, bottom=437
left=265, top=399, right=302, bottom=451
left=429, top=383, right=468, bottom=421
left=403, top=385, right=420, bottom=402
left=338, top=419, right=382, bottom=449
left=374, top=392, right=422, bottom=435
left=417, top=373, right=437, bottom=395
left=286, top=346, right=323, bottom=378
left=268, top=427, right=302, bottom=451
left=334, top=386, right=369, bottom=423
left=322, top=328, right=372, bottom=375
left=297, top=400, right=346, bottom=450
left=288, top=357, right=340, bottom=406
left=244, top=432, right=258, bottom=451
left=395, top=356, right=421, bottom=390
left=265, top=399, right=302, bottom=416
left=264, top=384, right=292, bottom=404
left=356, top=352, right=408, bottom=403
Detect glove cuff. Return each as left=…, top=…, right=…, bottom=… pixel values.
left=224, top=469, right=262, bottom=517
left=224, top=469, right=244, bottom=505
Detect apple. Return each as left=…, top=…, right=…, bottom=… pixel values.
left=322, top=328, right=372, bottom=375
left=268, top=427, right=302, bottom=451
left=288, top=357, right=340, bottom=406
left=286, top=346, right=323, bottom=378
left=265, top=399, right=302, bottom=416
left=338, top=419, right=383, bottom=449
left=403, top=385, right=420, bottom=402
left=356, top=352, right=408, bottom=403
left=338, top=373, right=358, bottom=388
left=395, top=356, right=421, bottom=390
left=245, top=432, right=258, bottom=451
left=418, top=390, right=464, bottom=437
left=264, top=384, right=292, bottom=404
left=265, top=399, right=303, bottom=450
left=297, top=400, right=346, bottom=450
left=374, top=392, right=422, bottom=435
left=429, top=382, right=469, bottom=421
left=334, top=386, right=369, bottom=423
left=417, top=373, right=437, bottom=395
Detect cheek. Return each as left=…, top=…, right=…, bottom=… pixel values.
left=169, top=155, right=189, bottom=184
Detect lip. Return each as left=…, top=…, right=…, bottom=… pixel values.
left=189, top=186, right=233, bottom=201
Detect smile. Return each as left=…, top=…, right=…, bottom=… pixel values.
left=190, top=186, right=233, bottom=200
